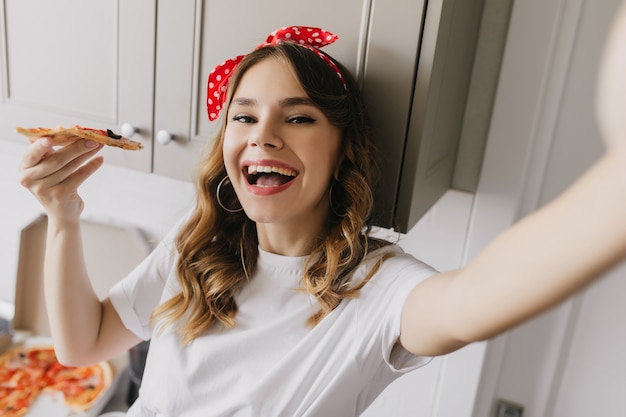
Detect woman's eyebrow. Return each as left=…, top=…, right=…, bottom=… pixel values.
left=230, top=96, right=314, bottom=108
left=231, top=97, right=257, bottom=107
left=279, top=97, right=315, bottom=107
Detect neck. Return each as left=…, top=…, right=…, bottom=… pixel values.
left=256, top=221, right=326, bottom=256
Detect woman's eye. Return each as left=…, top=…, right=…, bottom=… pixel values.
left=232, top=115, right=256, bottom=123
left=288, top=116, right=315, bottom=124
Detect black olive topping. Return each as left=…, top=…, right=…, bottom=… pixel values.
left=107, top=129, right=122, bottom=140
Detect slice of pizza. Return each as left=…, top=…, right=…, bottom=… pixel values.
left=0, top=345, right=113, bottom=416
left=16, top=124, right=143, bottom=150
left=46, top=359, right=113, bottom=413
left=0, top=388, right=39, bottom=417
left=0, top=347, right=45, bottom=417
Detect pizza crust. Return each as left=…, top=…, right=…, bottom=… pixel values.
left=16, top=125, right=144, bottom=150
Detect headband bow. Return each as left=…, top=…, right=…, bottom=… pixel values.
left=206, top=26, right=345, bottom=121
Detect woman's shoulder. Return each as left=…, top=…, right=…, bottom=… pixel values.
left=365, top=239, right=433, bottom=267
left=350, top=243, right=437, bottom=317
left=363, top=242, right=437, bottom=282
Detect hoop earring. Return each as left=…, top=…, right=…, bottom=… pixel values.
left=216, top=176, right=243, bottom=213
left=329, top=181, right=346, bottom=217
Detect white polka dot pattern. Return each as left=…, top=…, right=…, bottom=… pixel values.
left=206, top=26, right=346, bottom=122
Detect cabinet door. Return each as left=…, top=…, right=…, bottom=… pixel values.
left=152, top=0, right=381, bottom=181
left=153, top=0, right=482, bottom=233
left=377, top=0, right=486, bottom=231
left=0, top=0, right=155, bottom=172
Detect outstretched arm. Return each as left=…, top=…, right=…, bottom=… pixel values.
left=19, top=139, right=141, bottom=365
left=400, top=0, right=626, bottom=357
left=400, top=149, right=626, bottom=356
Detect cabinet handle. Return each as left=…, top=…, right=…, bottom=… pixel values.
left=156, top=130, right=175, bottom=146
left=120, top=123, right=138, bottom=138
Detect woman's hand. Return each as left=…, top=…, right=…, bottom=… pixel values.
left=18, top=138, right=140, bottom=365
left=19, top=138, right=104, bottom=224
left=596, top=0, right=626, bottom=149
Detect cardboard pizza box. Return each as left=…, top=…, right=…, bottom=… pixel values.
left=6, top=214, right=152, bottom=417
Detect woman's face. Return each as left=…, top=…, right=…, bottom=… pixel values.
left=222, top=57, right=342, bottom=250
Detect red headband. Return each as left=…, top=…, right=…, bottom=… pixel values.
left=206, top=26, right=346, bottom=121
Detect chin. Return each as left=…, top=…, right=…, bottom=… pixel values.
left=240, top=207, right=283, bottom=224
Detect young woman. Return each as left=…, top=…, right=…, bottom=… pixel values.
left=18, top=19, right=626, bottom=417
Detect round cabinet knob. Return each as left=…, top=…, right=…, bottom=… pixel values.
left=120, top=123, right=138, bottom=138
left=156, top=130, right=174, bottom=146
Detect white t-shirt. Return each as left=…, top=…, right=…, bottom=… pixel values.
left=110, top=224, right=437, bottom=417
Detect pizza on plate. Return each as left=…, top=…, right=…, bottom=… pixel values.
left=16, top=125, right=143, bottom=151
left=0, top=345, right=113, bottom=417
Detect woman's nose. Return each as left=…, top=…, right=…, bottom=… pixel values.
left=249, top=120, right=283, bottom=149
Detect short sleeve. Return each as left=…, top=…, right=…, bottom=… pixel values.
left=381, top=267, right=432, bottom=372
left=355, top=246, right=437, bottom=374
left=109, top=214, right=188, bottom=340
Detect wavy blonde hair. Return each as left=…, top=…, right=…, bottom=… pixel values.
left=153, top=43, right=392, bottom=344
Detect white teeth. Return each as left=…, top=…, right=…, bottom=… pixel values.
left=247, top=165, right=296, bottom=177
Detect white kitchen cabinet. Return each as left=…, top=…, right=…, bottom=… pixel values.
left=152, top=0, right=487, bottom=232
left=0, top=0, right=488, bottom=232
left=0, top=0, right=156, bottom=172
left=151, top=0, right=390, bottom=180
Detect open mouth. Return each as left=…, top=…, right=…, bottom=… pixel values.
left=245, top=165, right=298, bottom=187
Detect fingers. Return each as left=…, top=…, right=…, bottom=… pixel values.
left=64, top=152, right=105, bottom=190
left=19, top=137, right=55, bottom=170
left=20, top=138, right=102, bottom=184
left=19, top=138, right=104, bottom=215
left=596, top=1, right=626, bottom=148
left=39, top=142, right=103, bottom=189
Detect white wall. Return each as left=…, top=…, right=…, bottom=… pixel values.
left=469, top=0, right=626, bottom=415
